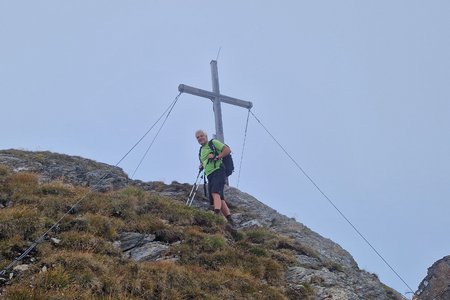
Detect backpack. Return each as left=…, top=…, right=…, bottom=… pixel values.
left=199, top=139, right=234, bottom=177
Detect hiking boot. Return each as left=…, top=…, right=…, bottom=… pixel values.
left=226, top=214, right=235, bottom=226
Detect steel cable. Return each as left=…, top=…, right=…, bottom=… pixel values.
left=0, top=93, right=182, bottom=276
left=249, top=110, right=414, bottom=294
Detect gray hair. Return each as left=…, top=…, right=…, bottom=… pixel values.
left=195, top=130, right=208, bottom=137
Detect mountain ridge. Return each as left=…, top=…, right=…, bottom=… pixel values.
left=0, top=149, right=405, bottom=299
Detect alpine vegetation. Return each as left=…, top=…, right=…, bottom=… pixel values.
left=0, top=150, right=405, bottom=299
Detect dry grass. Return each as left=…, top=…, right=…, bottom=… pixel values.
left=0, top=206, right=43, bottom=240
left=0, top=169, right=295, bottom=299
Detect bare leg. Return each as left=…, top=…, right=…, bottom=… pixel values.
left=212, top=193, right=222, bottom=211
left=220, top=200, right=230, bottom=217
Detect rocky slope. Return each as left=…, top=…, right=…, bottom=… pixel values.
left=0, top=149, right=405, bottom=299
left=415, top=256, right=450, bottom=300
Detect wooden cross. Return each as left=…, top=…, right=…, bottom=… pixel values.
left=178, top=60, right=253, bottom=143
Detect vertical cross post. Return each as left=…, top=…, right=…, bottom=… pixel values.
left=178, top=60, right=253, bottom=144
left=210, top=60, right=225, bottom=142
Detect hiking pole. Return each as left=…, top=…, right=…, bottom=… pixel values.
left=187, top=174, right=203, bottom=207
left=186, top=172, right=203, bottom=206
left=186, top=169, right=203, bottom=206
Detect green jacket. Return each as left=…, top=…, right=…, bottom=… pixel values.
left=199, top=139, right=225, bottom=176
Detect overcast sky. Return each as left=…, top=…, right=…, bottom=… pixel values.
left=1, top=1, right=449, bottom=297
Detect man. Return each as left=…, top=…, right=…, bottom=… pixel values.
left=195, top=130, right=233, bottom=223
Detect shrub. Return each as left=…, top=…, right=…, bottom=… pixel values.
left=123, top=214, right=166, bottom=234
left=0, top=165, right=10, bottom=176
left=119, top=186, right=146, bottom=198
left=57, top=231, right=120, bottom=256
left=0, top=235, right=28, bottom=260
left=78, top=192, right=116, bottom=216
left=244, top=227, right=277, bottom=245
left=201, top=235, right=226, bottom=252
left=192, top=209, right=225, bottom=229
left=37, top=195, right=78, bottom=219
left=84, top=213, right=120, bottom=240
left=40, top=182, right=75, bottom=197
left=137, top=194, right=196, bottom=225
left=39, top=251, right=110, bottom=292
left=324, top=261, right=344, bottom=272
left=4, top=286, right=44, bottom=300
left=288, top=282, right=315, bottom=299
left=249, top=246, right=268, bottom=257
left=0, top=206, right=42, bottom=239
left=59, top=213, right=122, bottom=240
left=277, top=238, right=320, bottom=258
left=38, top=265, right=71, bottom=290
left=270, top=248, right=298, bottom=266
left=153, top=225, right=186, bottom=243
left=9, top=172, right=39, bottom=197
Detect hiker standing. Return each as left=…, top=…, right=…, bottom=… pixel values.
left=195, top=130, right=233, bottom=223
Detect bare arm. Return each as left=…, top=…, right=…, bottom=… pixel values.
left=217, top=145, right=231, bottom=159
left=207, top=144, right=231, bottom=160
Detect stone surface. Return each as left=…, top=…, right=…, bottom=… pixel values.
left=113, top=231, right=168, bottom=262
left=415, top=255, right=450, bottom=300
left=124, top=242, right=169, bottom=262
left=113, top=232, right=156, bottom=252
left=0, top=149, right=130, bottom=192
left=239, top=218, right=263, bottom=229
left=50, top=238, right=61, bottom=245
left=12, top=265, right=29, bottom=272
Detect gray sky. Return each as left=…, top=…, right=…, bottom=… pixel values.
left=1, top=1, right=449, bottom=297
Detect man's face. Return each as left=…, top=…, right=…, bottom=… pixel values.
left=196, top=132, right=208, bottom=145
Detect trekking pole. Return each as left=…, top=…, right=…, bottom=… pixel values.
left=186, top=169, right=203, bottom=206
left=186, top=170, right=201, bottom=205
left=187, top=171, right=204, bottom=207
left=187, top=173, right=203, bottom=207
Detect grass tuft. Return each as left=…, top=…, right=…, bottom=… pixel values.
left=0, top=171, right=296, bottom=299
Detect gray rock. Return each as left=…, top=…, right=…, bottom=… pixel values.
left=12, top=264, right=29, bottom=272
left=296, top=255, right=322, bottom=270
left=50, top=238, right=61, bottom=245
left=0, top=149, right=130, bottom=191
left=113, top=231, right=167, bottom=261
left=239, top=219, right=263, bottom=229
left=124, top=242, right=169, bottom=261
left=114, top=232, right=156, bottom=252
left=416, top=255, right=450, bottom=300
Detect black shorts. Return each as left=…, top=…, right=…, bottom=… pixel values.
left=207, top=167, right=226, bottom=204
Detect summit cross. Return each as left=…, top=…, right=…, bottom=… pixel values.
left=178, top=60, right=253, bottom=143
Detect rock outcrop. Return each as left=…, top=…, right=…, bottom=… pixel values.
left=415, top=256, right=450, bottom=300
left=112, top=232, right=170, bottom=262
left=0, top=149, right=405, bottom=299
left=220, top=187, right=401, bottom=299
left=0, top=149, right=130, bottom=192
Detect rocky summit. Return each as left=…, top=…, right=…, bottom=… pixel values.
left=0, top=149, right=406, bottom=299
left=415, top=256, right=450, bottom=300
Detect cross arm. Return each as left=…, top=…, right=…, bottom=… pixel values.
left=178, top=84, right=253, bottom=109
